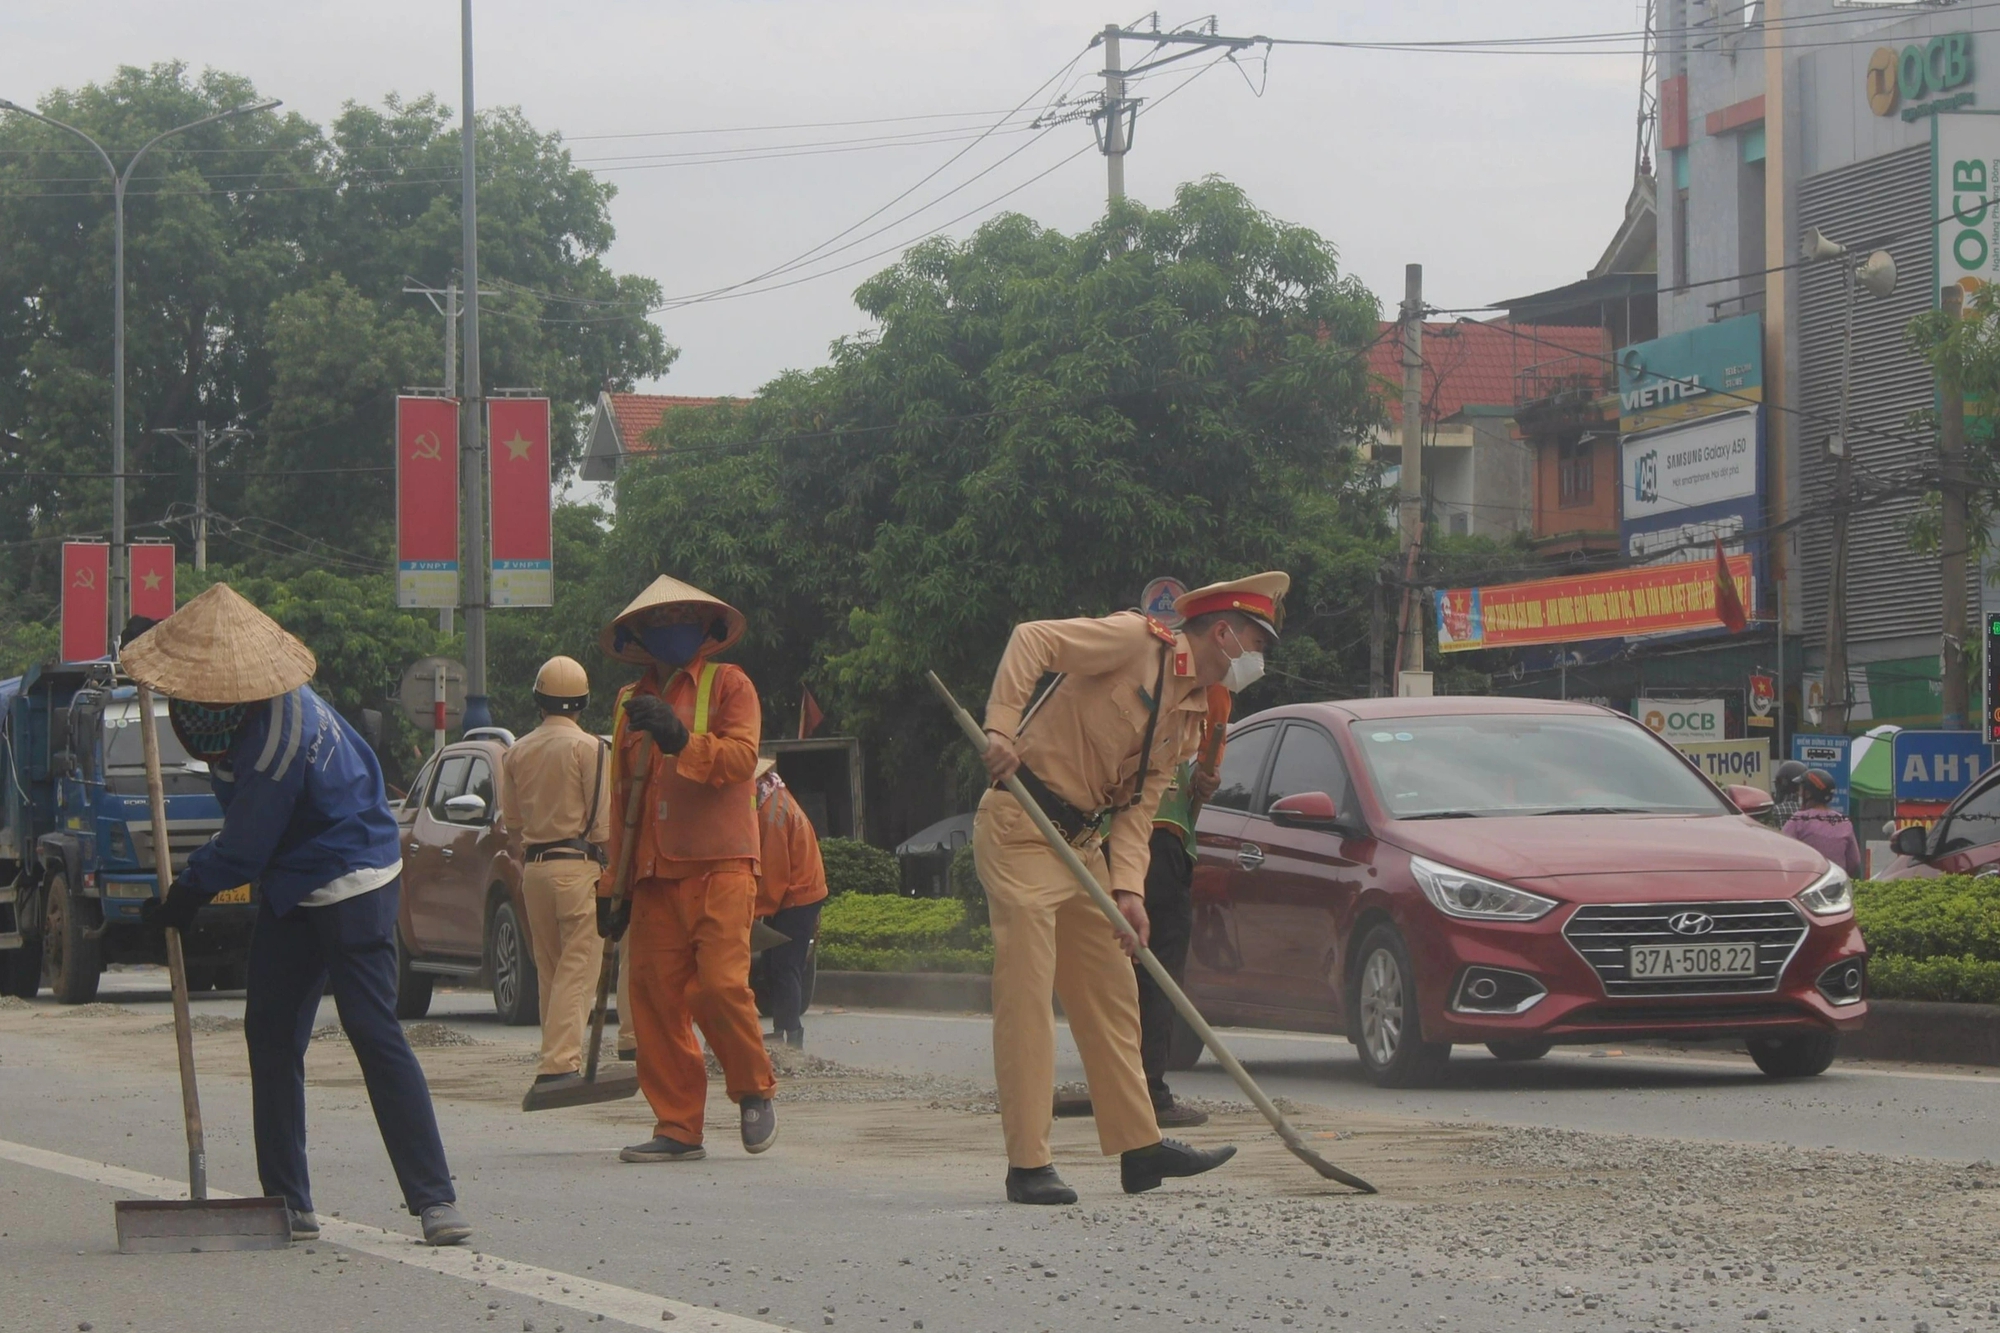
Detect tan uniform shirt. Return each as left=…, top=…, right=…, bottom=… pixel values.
left=501, top=714, right=612, bottom=847
left=982, top=611, right=1208, bottom=895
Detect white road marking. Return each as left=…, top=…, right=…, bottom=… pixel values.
left=0, top=1137, right=791, bottom=1333
left=819, top=1008, right=2000, bottom=1085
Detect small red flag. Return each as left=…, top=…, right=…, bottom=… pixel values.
left=798, top=686, right=824, bottom=739
left=1713, top=539, right=1747, bottom=633
left=60, top=541, right=109, bottom=662
left=129, top=543, right=176, bottom=622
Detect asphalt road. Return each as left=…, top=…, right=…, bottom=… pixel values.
left=3, top=968, right=1999, bottom=1333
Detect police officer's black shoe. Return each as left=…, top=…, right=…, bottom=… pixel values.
left=1120, top=1138, right=1237, bottom=1194
left=1005, top=1165, right=1078, bottom=1205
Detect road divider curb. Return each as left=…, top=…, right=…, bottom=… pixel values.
left=815, top=970, right=992, bottom=1013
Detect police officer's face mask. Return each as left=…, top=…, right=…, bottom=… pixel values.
left=1219, top=624, right=1266, bottom=694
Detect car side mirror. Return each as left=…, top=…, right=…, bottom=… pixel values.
left=1890, top=824, right=1930, bottom=860
left=444, top=793, right=488, bottom=823
left=1726, top=784, right=1774, bottom=816
left=1269, top=791, right=1362, bottom=836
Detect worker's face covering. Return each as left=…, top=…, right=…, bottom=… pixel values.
left=167, top=698, right=251, bottom=763
left=613, top=617, right=717, bottom=666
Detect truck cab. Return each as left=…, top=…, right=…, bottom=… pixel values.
left=0, top=661, right=257, bottom=1002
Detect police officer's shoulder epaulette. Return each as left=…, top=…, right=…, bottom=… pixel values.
left=1143, top=615, right=1177, bottom=646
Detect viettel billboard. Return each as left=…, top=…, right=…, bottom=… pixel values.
left=1616, top=313, right=1762, bottom=433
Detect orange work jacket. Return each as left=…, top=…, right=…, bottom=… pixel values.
left=601, top=655, right=762, bottom=892
left=754, top=781, right=828, bottom=917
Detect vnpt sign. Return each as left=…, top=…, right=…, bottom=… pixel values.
left=1868, top=34, right=1976, bottom=122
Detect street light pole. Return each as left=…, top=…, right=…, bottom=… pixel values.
left=458, top=0, right=491, bottom=734
left=0, top=95, right=278, bottom=641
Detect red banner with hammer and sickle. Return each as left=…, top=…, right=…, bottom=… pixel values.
left=61, top=541, right=109, bottom=662
left=396, top=396, right=460, bottom=609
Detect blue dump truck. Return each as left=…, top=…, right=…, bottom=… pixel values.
left=0, top=660, right=257, bottom=1003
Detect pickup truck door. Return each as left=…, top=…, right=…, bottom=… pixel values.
left=438, top=753, right=501, bottom=953
left=406, top=753, right=470, bottom=951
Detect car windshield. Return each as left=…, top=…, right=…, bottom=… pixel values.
left=103, top=700, right=197, bottom=770
left=1349, top=713, right=1728, bottom=820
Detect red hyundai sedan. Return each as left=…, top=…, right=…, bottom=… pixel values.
left=1180, top=697, right=1867, bottom=1087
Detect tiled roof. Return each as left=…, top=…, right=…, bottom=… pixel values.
left=1367, top=320, right=1611, bottom=425
left=608, top=393, right=721, bottom=453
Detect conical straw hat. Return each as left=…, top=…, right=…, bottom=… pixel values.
left=120, top=582, right=316, bottom=703
left=600, top=574, right=745, bottom=664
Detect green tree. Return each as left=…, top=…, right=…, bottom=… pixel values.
left=598, top=179, right=1392, bottom=839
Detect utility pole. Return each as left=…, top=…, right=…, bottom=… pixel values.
left=1820, top=256, right=1858, bottom=732
left=1941, top=283, right=1971, bottom=731
left=1368, top=572, right=1386, bottom=698
left=1086, top=20, right=1259, bottom=207
left=1398, top=263, right=1426, bottom=685
left=1101, top=25, right=1128, bottom=204
left=406, top=278, right=491, bottom=638
left=153, top=422, right=248, bottom=570
left=459, top=0, right=490, bottom=733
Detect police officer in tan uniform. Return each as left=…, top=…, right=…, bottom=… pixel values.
left=501, top=656, right=612, bottom=1097
left=975, top=572, right=1287, bottom=1204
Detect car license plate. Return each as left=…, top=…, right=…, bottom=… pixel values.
left=210, top=884, right=252, bottom=905
left=1628, top=942, right=1757, bottom=979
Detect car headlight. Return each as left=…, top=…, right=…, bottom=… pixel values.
left=1797, top=864, right=1853, bottom=917
left=1411, top=856, right=1558, bottom=922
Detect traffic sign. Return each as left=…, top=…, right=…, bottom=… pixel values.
left=1890, top=729, right=1992, bottom=803
left=398, top=656, right=467, bottom=736
left=1791, top=733, right=1852, bottom=814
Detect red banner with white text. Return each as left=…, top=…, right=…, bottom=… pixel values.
left=396, top=396, right=460, bottom=609
left=61, top=541, right=109, bottom=663
left=1435, top=555, right=1755, bottom=652
left=129, top=542, right=176, bottom=623
left=488, top=397, right=553, bottom=607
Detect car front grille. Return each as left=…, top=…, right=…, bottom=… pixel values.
left=1562, top=900, right=1808, bottom=997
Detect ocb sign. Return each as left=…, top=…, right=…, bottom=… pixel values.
left=1639, top=698, right=1725, bottom=743
left=1868, top=33, right=1976, bottom=121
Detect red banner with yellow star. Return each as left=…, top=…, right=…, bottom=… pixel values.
left=488, top=397, right=552, bottom=607
left=129, top=542, right=175, bottom=622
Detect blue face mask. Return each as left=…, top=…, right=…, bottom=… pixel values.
left=637, top=622, right=709, bottom=666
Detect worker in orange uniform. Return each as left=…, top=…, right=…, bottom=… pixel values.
left=595, top=575, right=777, bottom=1163
left=502, top=656, right=612, bottom=1098
left=975, top=571, right=1285, bottom=1205
left=753, top=758, right=828, bottom=1048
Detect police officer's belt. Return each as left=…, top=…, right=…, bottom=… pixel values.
left=526, top=838, right=602, bottom=864
left=1004, top=763, right=1111, bottom=848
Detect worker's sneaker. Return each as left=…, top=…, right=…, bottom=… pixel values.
left=619, top=1135, right=705, bottom=1163
left=740, top=1096, right=778, bottom=1154
left=1120, top=1138, right=1237, bottom=1195
left=1005, top=1165, right=1078, bottom=1206
left=420, top=1203, right=473, bottom=1247
left=1152, top=1098, right=1209, bottom=1129
left=288, top=1208, right=320, bottom=1242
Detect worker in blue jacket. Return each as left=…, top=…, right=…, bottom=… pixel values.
left=121, top=584, right=471, bottom=1247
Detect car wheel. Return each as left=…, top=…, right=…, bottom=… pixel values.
left=488, top=899, right=538, bottom=1026
left=394, top=928, right=434, bottom=1021
left=3, top=942, right=40, bottom=999
left=1350, top=925, right=1450, bottom=1088
left=1746, top=1031, right=1838, bottom=1078
left=1165, top=1012, right=1205, bottom=1072
left=215, top=961, right=249, bottom=992
left=183, top=964, right=219, bottom=993
left=42, top=869, right=100, bottom=1006
left=1485, top=1039, right=1554, bottom=1062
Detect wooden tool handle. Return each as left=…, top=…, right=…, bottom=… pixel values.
left=583, top=733, right=653, bottom=1083
left=137, top=682, right=207, bottom=1201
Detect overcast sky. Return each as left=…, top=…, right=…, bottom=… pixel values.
left=11, top=1, right=1641, bottom=397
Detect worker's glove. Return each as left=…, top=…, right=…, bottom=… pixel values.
left=596, top=896, right=631, bottom=943
left=623, top=695, right=689, bottom=755
left=142, top=878, right=204, bottom=933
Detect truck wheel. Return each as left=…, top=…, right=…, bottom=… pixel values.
left=1166, top=1013, right=1205, bottom=1072
left=1746, top=1031, right=1838, bottom=1078
left=394, top=928, right=434, bottom=1020
left=488, top=899, right=538, bottom=1026
left=2, top=945, right=39, bottom=999
left=42, top=869, right=101, bottom=1006
left=1349, top=924, right=1450, bottom=1088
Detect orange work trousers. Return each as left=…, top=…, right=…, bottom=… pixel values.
left=627, top=868, right=775, bottom=1144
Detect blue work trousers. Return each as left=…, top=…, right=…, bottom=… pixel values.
left=763, top=900, right=823, bottom=1040
left=243, top=880, right=455, bottom=1215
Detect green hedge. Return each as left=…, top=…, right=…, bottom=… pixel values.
left=819, top=837, right=900, bottom=896
left=816, top=892, right=994, bottom=974
left=1855, top=876, right=2000, bottom=1003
